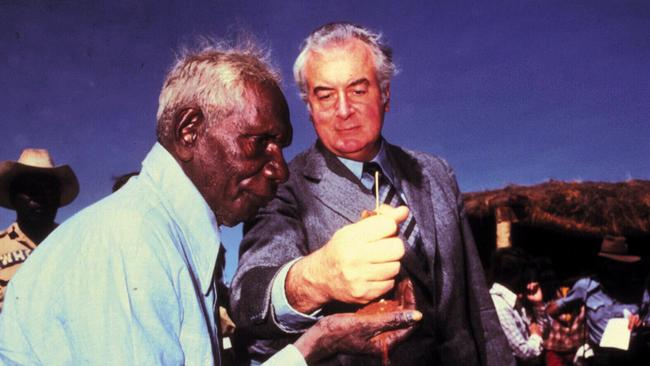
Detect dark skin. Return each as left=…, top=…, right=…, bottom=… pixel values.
left=354, top=277, right=418, bottom=365
left=296, top=307, right=421, bottom=363
left=161, top=81, right=421, bottom=362
left=9, top=173, right=61, bottom=244
left=168, top=82, right=292, bottom=227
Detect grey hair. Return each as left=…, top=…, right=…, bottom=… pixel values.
left=156, top=38, right=281, bottom=143
left=293, top=22, right=397, bottom=102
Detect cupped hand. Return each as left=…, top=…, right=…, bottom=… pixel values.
left=294, top=309, right=422, bottom=363
left=357, top=277, right=418, bottom=363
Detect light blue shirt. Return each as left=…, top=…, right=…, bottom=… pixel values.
left=270, top=140, right=405, bottom=333
left=555, top=277, right=650, bottom=345
left=0, top=143, right=304, bottom=366
left=338, top=140, right=402, bottom=199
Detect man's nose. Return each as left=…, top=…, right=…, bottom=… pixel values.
left=22, top=191, right=48, bottom=207
left=27, top=196, right=43, bottom=209
left=335, top=92, right=353, bottom=120
left=263, top=146, right=289, bottom=184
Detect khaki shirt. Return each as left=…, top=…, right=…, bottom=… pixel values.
left=0, top=223, right=37, bottom=312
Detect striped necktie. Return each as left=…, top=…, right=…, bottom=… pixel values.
left=363, top=162, right=421, bottom=247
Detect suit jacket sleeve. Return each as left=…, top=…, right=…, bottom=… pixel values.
left=230, top=177, right=309, bottom=338
left=446, top=162, right=516, bottom=366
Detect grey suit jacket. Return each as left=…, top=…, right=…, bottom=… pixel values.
left=231, top=141, right=514, bottom=365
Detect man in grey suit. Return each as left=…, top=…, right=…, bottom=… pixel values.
left=231, top=22, right=514, bottom=365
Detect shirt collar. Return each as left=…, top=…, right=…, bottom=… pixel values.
left=1, top=223, right=37, bottom=249
left=336, top=139, right=397, bottom=190
left=490, top=282, right=518, bottom=308
left=140, top=143, right=221, bottom=295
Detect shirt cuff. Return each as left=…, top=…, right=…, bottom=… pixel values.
left=261, top=344, right=307, bottom=366
left=529, top=333, right=543, bottom=352
left=271, top=258, right=322, bottom=333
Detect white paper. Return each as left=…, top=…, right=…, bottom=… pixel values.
left=599, top=318, right=631, bottom=350
left=223, top=336, right=232, bottom=350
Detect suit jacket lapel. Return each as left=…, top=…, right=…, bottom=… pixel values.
left=301, top=141, right=440, bottom=288
left=302, top=142, right=376, bottom=223
left=386, top=144, right=438, bottom=283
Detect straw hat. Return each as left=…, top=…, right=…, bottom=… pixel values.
left=597, top=235, right=640, bottom=263
left=0, top=148, right=79, bottom=209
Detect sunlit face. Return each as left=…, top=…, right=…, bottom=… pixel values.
left=304, top=38, right=389, bottom=161
left=190, top=83, right=292, bottom=227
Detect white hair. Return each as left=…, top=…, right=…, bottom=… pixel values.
left=293, top=22, right=397, bottom=103
left=156, top=39, right=281, bottom=142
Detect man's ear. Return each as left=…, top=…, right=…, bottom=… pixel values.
left=173, top=108, right=204, bottom=162
left=383, top=84, right=391, bottom=112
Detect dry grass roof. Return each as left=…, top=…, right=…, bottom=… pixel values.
left=463, top=180, right=650, bottom=237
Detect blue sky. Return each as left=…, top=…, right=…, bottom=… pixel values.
left=1, top=0, right=648, bottom=280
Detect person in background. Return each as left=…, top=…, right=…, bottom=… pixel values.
left=0, top=148, right=79, bottom=311
left=231, top=22, right=513, bottom=365
left=543, top=282, right=585, bottom=366
left=489, top=247, right=548, bottom=366
left=547, top=235, right=650, bottom=365
left=0, top=41, right=420, bottom=365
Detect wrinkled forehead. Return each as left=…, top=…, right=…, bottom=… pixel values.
left=305, top=39, right=376, bottom=78
left=232, top=81, right=292, bottom=139
left=250, top=81, right=289, bottom=115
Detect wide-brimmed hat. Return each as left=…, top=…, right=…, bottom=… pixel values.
left=597, top=235, right=640, bottom=263
left=0, top=148, right=79, bottom=209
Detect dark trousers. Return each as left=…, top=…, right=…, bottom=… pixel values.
left=587, top=346, right=646, bottom=366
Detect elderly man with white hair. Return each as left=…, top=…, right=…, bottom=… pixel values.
left=0, top=41, right=420, bottom=365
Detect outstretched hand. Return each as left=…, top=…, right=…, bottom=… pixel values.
left=293, top=309, right=422, bottom=363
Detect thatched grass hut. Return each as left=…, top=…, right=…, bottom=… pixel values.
left=462, top=179, right=650, bottom=280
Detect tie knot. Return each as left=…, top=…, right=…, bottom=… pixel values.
left=363, top=162, right=383, bottom=177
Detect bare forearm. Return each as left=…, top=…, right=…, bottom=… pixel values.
left=286, top=254, right=330, bottom=313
